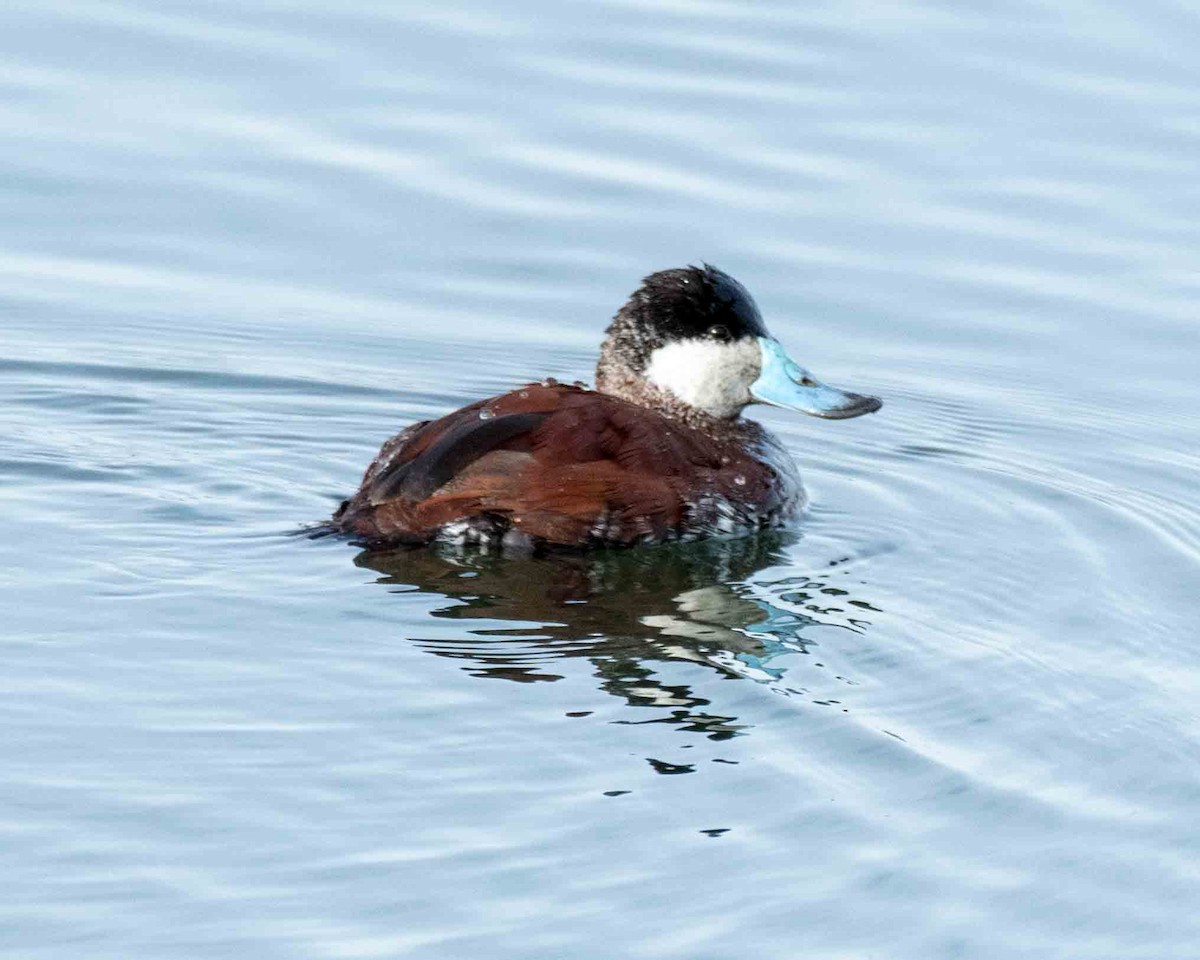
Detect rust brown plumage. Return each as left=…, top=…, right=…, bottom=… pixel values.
left=332, top=382, right=794, bottom=549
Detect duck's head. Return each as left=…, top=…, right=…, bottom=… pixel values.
left=596, top=264, right=882, bottom=422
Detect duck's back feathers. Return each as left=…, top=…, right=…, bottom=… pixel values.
left=333, top=382, right=799, bottom=549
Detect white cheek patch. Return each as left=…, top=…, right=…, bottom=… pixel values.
left=645, top=338, right=762, bottom=418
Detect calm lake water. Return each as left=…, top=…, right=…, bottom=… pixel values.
left=3, top=2, right=1199, bottom=958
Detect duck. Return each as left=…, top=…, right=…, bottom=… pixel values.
left=331, top=264, right=881, bottom=550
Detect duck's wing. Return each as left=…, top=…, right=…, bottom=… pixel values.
left=336, top=383, right=724, bottom=545
left=367, top=412, right=548, bottom=503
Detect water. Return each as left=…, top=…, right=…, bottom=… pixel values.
left=3, top=1, right=1199, bottom=957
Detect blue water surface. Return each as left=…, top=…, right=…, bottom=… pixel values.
left=2, top=2, right=1199, bottom=958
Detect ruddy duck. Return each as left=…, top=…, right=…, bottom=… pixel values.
left=332, top=265, right=880, bottom=549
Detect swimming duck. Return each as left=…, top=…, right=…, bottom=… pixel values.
left=332, top=265, right=880, bottom=550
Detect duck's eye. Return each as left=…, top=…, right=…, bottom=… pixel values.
left=800, top=376, right=817, bottom=387
left=707, top=324, right=731, bottom=342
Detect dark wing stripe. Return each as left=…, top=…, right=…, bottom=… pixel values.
left=368, top=412, right=547, bottom=503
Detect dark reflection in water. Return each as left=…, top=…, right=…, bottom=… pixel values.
left=355, top=534, right=877, bottom=742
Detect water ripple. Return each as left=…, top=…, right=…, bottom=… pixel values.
left=3, top=1, right=1200, bottom=958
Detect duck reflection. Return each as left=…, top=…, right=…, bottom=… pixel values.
left=355, top=533, right=878, bottom=741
